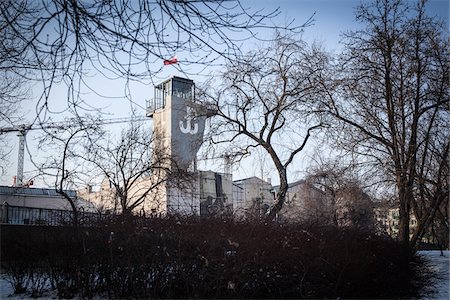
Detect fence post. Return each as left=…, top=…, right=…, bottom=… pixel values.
left=79, top=207, right=85, bottom=226
left=1, top=202, right=8, bottom=224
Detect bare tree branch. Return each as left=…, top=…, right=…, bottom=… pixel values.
left=200, top=34, right=328, bottom=220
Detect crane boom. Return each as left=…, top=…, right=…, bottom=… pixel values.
left=0, top=116, right=148, bottom=134
left=1, top=116, right=148, bottom=187
left=16, top=129, right=26, bottom=187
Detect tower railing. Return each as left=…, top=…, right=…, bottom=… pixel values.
left=146, top=98, right=165, bottom=117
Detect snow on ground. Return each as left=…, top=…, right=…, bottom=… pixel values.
left=0, top=274, right=15, bottom=299
left=0, top=272, right=59, bottom=299
left=0, top=251, right=448, bottom=299
left=419, top=250, right=450, bottom=300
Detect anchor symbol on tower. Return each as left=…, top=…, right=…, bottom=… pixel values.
left=179, top=106, right=198, bottom=135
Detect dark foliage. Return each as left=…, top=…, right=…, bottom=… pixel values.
left=1, top=218, right=429, bottom=299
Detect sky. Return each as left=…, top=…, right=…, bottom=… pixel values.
left=2, top=0, right=449, bottom=187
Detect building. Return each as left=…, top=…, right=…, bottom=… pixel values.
left=144, top=76, right=209, bottom=216
left=374, top=203, right=448, bottom=247
left=232, top=177, right=274, bottom=218
left=78, top=179, right=116, bottom=212
left=331, top=184, right=375, bottom=229
left=81, top=76, right=376, bottom=222
left=232, top=182, right=244, bottom=216
left=79, top=171, right=234, bottom=217
left=0, top=186, right=96, bottom=225
left=147, top=76, right=206, bottom=171
left=374, top=203, right=418, bottom=238
left=79, top=76, right=210, bottom=217
left=199, top=170, right=233, bottom=216
left=274, top=180, right=331, bottom=224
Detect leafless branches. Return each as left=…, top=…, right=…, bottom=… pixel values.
left=319, top=0, right=449, bottom=247
left=0, top=0, right=310, bottom=122
left=79, top=118, right=192, bottom=215
left=0, top=0, right=312, bottom=190
left=34, top=115, right=103, bottom=225
left=201, top=34, right=329, bottom=219
left=305, top=162, right=375, bottom=230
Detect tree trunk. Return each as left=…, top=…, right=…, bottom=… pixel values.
left=267, top=167, right=288, bottom=221
left=122, top=207, right=133, bottom=218
left=57, top=191, right=79, bottom=227
left=411, top=192, right=445, bottom=250
left=398, top=193, right=410, bottom=248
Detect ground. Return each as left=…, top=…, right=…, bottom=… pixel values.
left=419, top=250, right=450, bottom=300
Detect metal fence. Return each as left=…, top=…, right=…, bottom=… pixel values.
left=0, top=203, right=102, bottom=226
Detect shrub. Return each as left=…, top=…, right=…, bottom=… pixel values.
left=0, top=218, right=429, bottom=298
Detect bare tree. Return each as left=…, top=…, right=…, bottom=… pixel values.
left=0, top=71, right=27, bottom=174
left=36, top=116, right=188, bottom=220
left=35, top=117, right=102, bottom=226
left=305, top=163, right=348, bottom=227
left=320, top=0, right=449, bottom=247
left=0, top=0, right=311, bottom=125
left=410, top=117, right=449, bottom=248
left=201, top=34, right=328, bottom=220
left=81, top=119, right=190, bottom=216
left=0, top=0, right=312, bottom=205
left=305, top=162, right=375, bottom=230
left=0, top=4, right=31, bottom=174
left=0, top=72, right=28, bottom=126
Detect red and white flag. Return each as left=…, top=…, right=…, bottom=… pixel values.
left=163, top=55, right=178, bottom=65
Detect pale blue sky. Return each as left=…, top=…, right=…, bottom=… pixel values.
left=248, top=0, right=449, bottom=48
left=3, top=0, right=449, bottom=187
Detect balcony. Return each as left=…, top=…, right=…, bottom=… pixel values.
left=146, top=98, right=165, bottom=117
left=146, top=76, right=195, bottom=117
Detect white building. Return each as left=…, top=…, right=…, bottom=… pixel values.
left=145, top=76, right=208, bottom=216
left=0, top=186, right=96, bottom=225
left=275, top=180, right=331, bottom=223
left=232, top=176, right=274, bottom=218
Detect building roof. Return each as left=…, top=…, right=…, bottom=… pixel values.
left=156, top=75, right=194, bottom=86
left=272, top=179, right=306, bottom=192
left=272, top=179, right=326, bottom=196
left=233, top=176, right=271, bottom=184
left=0, top=186, right=77, bottom=198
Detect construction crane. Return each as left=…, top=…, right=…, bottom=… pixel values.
left=0, top=116, right=148, bottom=187
left=199, top=150, right=250, bottom=175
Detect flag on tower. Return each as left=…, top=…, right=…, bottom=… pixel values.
left=163, top=55, right=178, bottom=65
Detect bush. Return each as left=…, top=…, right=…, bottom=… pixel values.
left=0, top=217, right=429, bottom=298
